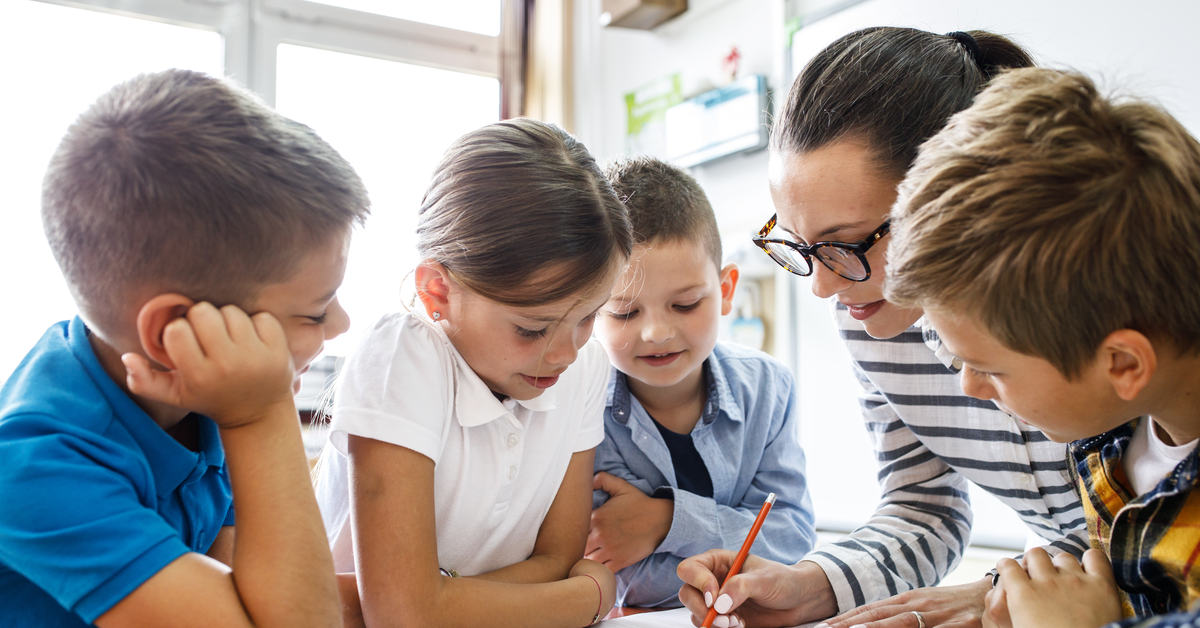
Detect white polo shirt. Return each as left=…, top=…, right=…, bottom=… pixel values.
left=315, top=312, right=608, bottom=576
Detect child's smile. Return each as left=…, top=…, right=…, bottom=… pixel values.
left=638, top=351, right=684, bottom=367
left=596, top=239, right=736, bottom=406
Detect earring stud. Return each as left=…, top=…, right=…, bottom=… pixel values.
left=432, top=311, right=441, bottom=320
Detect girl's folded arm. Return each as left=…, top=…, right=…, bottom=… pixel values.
left=471, top=449, right=596, bottom=584
left=349, top=436, right=613, bottom=628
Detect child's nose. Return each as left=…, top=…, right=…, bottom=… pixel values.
left=959, top=368, right=996, bottom=401
left=544, top=330, right=579, bottom=367
left=640, top=313, right=674, bottom=344
left=325, top=299, right=351, bottom=340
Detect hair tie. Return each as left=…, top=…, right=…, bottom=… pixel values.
left=946, top=31, right=983, bottom=70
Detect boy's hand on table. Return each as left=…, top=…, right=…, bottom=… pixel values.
left=821, top=578, right=990, bottom=628
left=677, top=552, right=832, bottom=628
left=123, top=302, right=296, bottom=428
left=586, top=472, right=674, bottom=572
left=987, top=548, right=1121, bottom=628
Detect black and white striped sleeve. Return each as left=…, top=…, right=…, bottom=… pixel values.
left=804, top=361, right=973, bottom=611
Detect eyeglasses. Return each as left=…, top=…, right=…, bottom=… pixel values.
left=752, top=213, right=891, bottom=282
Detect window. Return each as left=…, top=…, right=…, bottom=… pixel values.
left=274, top=44, right=499, bottom=359
left=0, top=0, right=223, bottom=380
left=0, top=0, right=500, bottom=392
left=305, top=0, right=501, bottom=36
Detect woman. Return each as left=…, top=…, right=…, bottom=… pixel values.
left=677, top=27, right=1088, bottom=628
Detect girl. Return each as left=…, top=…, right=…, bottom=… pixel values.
left=314, top=118, right=633, bottom=628
left=676, top=28, right=1090, bottom=628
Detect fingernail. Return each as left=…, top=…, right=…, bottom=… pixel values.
left=705, top=591, right=713, bottom=608
left=851, top=625, right=866, bottom=628
left=815, top=624, right=830, bottom=628
left=732, top=615, right=745, bottom=628
left=715, top=594, right=733, bottom=615
left=713, top=616, right=730, bottom=628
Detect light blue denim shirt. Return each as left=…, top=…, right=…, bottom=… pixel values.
left=592, top=341, right=816, bottom=607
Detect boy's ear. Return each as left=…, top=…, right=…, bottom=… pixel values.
left=135, top=294, right=195, bottom=370
left=415, top=261, right=453, bottom=320
left=719, top=263, right=740, bottom=316
left=1101, top=329, right=1157, bottom=402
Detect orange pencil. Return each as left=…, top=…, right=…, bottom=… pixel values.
left=701, top=493, right=776, bottom=628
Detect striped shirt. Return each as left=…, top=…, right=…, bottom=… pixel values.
left=1074, top=419, right=1200, bottom=626
left=804, top=303, right=1089, bottom=612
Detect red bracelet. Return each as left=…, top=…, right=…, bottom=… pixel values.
left=582, top=573, right=603, bottom=626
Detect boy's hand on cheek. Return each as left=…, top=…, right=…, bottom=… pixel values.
left=995, top=549, right=1122, bottom=628
left=123, top=302, right=296, bottom=428
left=586, top=472, right=674, bottom=573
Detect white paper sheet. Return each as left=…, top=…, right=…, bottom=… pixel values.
left=597, top=607, right=819, bottom=628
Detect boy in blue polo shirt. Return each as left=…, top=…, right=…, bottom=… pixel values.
left=0, top=70, right=368, bottom=627
left=587, top=157, right=815, bottom=608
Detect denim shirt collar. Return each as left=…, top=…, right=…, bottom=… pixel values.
left=606, top=354, right=744, bottom=427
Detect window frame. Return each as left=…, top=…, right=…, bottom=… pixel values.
left=28, top=0, right=500, bottom=107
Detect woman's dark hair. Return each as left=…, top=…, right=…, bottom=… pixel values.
left=771, top=27, right=1034, bottom=178
left=416, top=118, right=633, bottom=307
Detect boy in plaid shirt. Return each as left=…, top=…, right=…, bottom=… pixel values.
left=886, top=67, right=1200, bottom=628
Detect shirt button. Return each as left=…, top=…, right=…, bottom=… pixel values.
left=509, top=466, right=518, bottom=480
left=951, top=357, right=963, bottom=370
left=507, top=434, right=519, bottom=447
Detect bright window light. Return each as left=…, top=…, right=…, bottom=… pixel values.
left=275, top=44, right=499, bottom=359
left=307, top=0, right=501, bottom=36
left=0, top=0, right=223, bottom=383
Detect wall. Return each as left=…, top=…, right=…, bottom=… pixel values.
left=574, top=0, right=794, bottom=365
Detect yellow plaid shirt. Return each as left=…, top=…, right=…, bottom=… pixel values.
left=1071, top=418, right=1200, bottom=627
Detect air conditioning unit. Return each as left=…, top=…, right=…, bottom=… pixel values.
left=665, top=75, right=769, bottom=168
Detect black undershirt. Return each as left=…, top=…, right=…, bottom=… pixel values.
left=649, top=415, right=714, bottom=498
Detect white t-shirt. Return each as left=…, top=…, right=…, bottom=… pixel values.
left=314, top=312, right=609, bottom=575
left=1124, top=417, right=1199, bottom=497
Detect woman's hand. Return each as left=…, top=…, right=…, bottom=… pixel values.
left=819, top=578, right=991, bottom=628
left=677, top=553, right=837, bottom=627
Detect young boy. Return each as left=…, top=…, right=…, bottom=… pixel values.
left=885, top=67, right=1200, bottom=628
left=587, top=157, right=816, bottom=608
left=0, top=70, right=369, bottom=627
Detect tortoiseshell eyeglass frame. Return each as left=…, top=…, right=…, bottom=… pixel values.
left=751, top=213, right=891, bottom=282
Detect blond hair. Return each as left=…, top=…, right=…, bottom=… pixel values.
left=887, top=68, right=1200, bottom=378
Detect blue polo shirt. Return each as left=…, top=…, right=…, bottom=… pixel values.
left=0, top=317, right=234, bottom=627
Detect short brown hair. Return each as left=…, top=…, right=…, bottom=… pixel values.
left=887, top=68, right=1200, bottom=378
left=604, top=157, right=721, bottom=270
left=417, top=118, right=632, bottom=306
left=42, top=70, right=370, bottom=336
